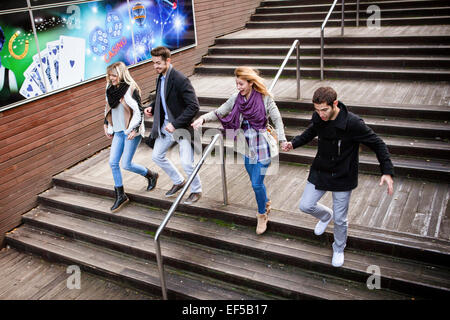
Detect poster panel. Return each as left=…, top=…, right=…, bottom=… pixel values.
left=33, top=0, right=134, bottom=91
left=0, top=0, right=197, bottom=109
left=0, top=11, right=39, bottom=106
left=129, top=0, right=196, bottom=63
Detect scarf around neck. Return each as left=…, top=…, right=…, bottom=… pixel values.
left=107, top=82, right=129, bottom=109
left=216, top=89, right=267, bottom=133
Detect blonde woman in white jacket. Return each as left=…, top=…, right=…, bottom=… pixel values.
left=104, top=62, right=158, bottom=213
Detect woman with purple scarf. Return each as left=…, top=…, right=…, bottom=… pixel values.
left=192, top=67, right=287, bottom=235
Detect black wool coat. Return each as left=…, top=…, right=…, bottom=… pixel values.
left=291, top=101, right=394, bottom=191
left=149, top=66, right=200, bottom=140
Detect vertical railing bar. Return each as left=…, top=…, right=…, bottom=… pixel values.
left=154, top=133, right=227, bottom=299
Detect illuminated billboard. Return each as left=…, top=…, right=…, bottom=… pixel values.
left=0, top=0, right=196, bottom=110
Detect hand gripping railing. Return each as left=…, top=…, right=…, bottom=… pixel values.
left=268, top=39, right=300, bottom=99
left=154, top=133, right=228, bottom=300
left=320, top=0, right=345, bottom=81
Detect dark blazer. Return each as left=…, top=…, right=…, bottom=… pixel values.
left=291, top=101, right=394, bottom=191
left=149, top=65, right=199, bottom=139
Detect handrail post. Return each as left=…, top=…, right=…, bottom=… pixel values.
left=154, top=134, right=227, bottom=300
left=220, top=135, right=228, bottom=205
left=155, top=238, right=167, bottom=300
left=341, top=0, right=345, bottom=36
left=296, top=41, right=300, bottom=100
left=268, top=39, right=300, bottom=98
left=356, top=0, right=360, bottom=27
left=320, top=28, right=324, bottom=81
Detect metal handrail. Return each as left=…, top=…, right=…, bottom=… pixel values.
left=268, top=39, right=300, bottom=100
left=356, top=0, right=360, bottom=27
left=154, top=133, right=228, bottom=300
left=320, top=0, right=345, bottom=80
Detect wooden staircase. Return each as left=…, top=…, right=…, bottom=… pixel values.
left=4, top=0, right=450, bottom=300
left=6, top=167, right=450, bottom=299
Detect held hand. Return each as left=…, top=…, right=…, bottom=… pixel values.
left=144, top=107, right=153, bottom=117
left=281, top=142, right=293, bottom=152
left=380, top=174, right=394, bottom=195
left=104, top=125, right=113, bottom=139
left=191, top=117, right=204, bottom=130
left=165, top=122, right=175, bottom=133
left=127, top=130, right=137, bottom=140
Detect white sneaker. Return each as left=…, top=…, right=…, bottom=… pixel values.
left=314, top=213, right=333, bottom=236
left=332, top=251, right=344, bottom=267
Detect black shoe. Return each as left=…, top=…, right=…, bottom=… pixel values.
left=145, top=169, right=158, bottom=191
left=183, top=192, right=202, bottom=205
left=165, top=180, right=186, bottom=198
left=111, top=186, right=129, bottom=213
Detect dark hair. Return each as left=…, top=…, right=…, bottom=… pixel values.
left=150, top=46, right=171, bottom=61
left=312, top=87, right=337, bottom=107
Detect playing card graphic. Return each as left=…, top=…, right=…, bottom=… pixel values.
left=33, top=49, right=57, bottom=91
left=58, top=36, right=86, bottom=88
left=19, top=74, right=42, bottom=99
left=47, top=40, right=61, bottom=89
left=23, top=61, right=46, bottom=95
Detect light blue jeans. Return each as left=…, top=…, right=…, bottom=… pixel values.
left=109, top=131, right=148, bottom=187
left=244, top=156, right=271, bottom=214
left=299, top=181, right=352, bottom=253
left=151, top=122, right=202, bottom=193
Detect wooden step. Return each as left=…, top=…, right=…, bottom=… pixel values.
left=10, top=206, right=413, bottom=300
left=194, top=64, right=450, bottom=82
left=251, top=7, right=450, bottom=22
left=259, top=0, right=442, bottom=7
left=245, top=16, right=450, bottom=28
left=209, top=44, right=450, bottom=56
left=256, top=0, right=450, bottom=13
left=5, top=226, right=274, bottom=300
left=202, top=54, right=450, bottom=69
left=50, top=175, right=450, bottom=268
left=197, top=96, right=450, bottom=122
left=34, top=187, right=450, bottom=298
left=190, top=112, right=450, bottom=160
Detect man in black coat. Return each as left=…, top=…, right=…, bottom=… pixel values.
left=144, top=46, right=202, bottom=204
left=283, top=87, right=394, bottom=267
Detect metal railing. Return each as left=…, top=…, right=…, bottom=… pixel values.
left=320, top=0, right=345, bottom=80
left=268, top=39, right=300, bottom=99
left=356, top=0, right=360, bottom=27
left=154, top=133, right=228, bottom=300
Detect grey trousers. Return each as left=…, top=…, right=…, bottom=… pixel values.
left=299, top=181, right=352, bottom=253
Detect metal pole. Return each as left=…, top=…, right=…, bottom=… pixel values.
left=220, top=135, right=228, bottom=205
left=154, top=134, right=226, bottom=300
left=155, top=239, right=168, bottom=300
left=296, top=42, right=300, bottom=99
left=356, top=0, right=360, bottom=27
left=320, top=28, right=324, bottom=81
left=341, top=0, right=345, bottom=36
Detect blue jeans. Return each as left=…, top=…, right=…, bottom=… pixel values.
left=151, top=121, right=202, bottom=193
left=244, top=156, right=271, bottom=214
left=109, top=131, right=148, bottom=187
left=299, top=181, right=352, bottom=253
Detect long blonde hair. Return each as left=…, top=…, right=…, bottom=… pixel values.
left=106, top=61, right=141, bottom=96
left=234, top=66, right=271, bottom=97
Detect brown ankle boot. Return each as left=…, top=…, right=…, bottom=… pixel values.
left=256, top=212, right=269, bottom=235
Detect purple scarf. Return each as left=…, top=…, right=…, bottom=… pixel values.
left=216, top=90, right=267, bottom=134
